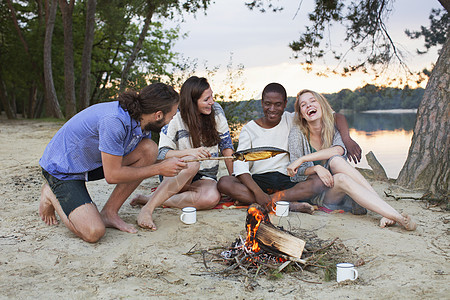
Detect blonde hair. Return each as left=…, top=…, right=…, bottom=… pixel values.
left=294, top=89, right=335, bottom=149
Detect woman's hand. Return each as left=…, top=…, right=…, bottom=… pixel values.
left=188, top=147, right=211, bottom=159
left=314, top=165, right=334, bottom=188
left=287, top=159, right=303, bottom=177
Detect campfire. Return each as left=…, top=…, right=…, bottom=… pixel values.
left=185, top=204, right=362, bottom=288
left=244, top=204, right=305, bottom=259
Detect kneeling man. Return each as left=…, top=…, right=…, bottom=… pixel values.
left=39, top=83, right=186, bottom=242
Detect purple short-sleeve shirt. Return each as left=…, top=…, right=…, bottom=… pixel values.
left=39, top=101, right=150, bottom=180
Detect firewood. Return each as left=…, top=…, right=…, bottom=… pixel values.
left=256, top=222, right=306, bottom=258
left=245, top=204, right=306, bottom=258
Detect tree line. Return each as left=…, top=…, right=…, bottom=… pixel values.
left=220, top=84, right=425, bottom=125
left=0, top=0, right=211, bottom=120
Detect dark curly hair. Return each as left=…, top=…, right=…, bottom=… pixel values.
left=118, top=83, right=179, bottom=121
left=262, top=82, right=287, bottom=102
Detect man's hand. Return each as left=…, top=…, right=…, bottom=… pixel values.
left=342, top=136, right=362, bottom=164
left=157, top=158, right=187, bottom=177
left=254, top=190, right=272, bottom=209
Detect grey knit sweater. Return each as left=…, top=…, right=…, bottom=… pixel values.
left=288, top=125, right=347, bottom=182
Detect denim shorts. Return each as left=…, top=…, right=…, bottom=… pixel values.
left=252, top=172, right=296, bottom=194
left=42, top=168, right=103, bottom=217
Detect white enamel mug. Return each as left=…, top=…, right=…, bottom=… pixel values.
left=275, top=201, right=289, bottom=217
left=336, top=263, right=358, bottom=282
left=180, top=207, right=196, bottom=224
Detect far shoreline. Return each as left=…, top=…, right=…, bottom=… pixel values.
left=338, top=108, right=418, bottom=114
left=361, top=109, right=418, bottom=114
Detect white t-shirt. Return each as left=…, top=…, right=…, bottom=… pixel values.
left=233, top=112, right=294, bottom=177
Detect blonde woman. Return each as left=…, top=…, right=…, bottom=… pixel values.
left=287, top=89, right=417, bottom=231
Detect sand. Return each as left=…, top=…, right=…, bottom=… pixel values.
left=0, top=117, right=448, bottom=299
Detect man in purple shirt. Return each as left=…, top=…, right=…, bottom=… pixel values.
left=39, top=83, right=187, bottom=242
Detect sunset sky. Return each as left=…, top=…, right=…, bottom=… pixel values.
left=166, top=0, right=441, bottom=98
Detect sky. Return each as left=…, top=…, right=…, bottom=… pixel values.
left=164, top=0, right=441, bottom=99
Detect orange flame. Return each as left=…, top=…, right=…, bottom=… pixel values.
left=245, top=207, right=265, bottom=252
left=270, top=191, right=286, bottom=214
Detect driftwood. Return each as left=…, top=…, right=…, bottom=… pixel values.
left=366, top=151, right=388, bottom=181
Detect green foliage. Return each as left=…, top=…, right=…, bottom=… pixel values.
left=324, top=84, right=424, bottom=112
left=405, top=8, right=449, bottom=54
left=226, top=85, right=423, bottom=124
left=267, top=270, right=283, bottom=280
left=248, top=0, right=447, bottom=85
left=0, top=0, right=211, bottom=118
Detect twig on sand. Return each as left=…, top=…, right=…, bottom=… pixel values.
left=384, top=190, right=445, bottom=202
left=202, top=250, right=209, bottom=270
left=307, top=237, right=338, bottom=254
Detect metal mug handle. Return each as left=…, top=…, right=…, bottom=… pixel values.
left=351, top=268, right=358, bottom=280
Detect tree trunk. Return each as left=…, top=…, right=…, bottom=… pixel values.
left=59, top=0, right=76, bottom=118
left=437, top=0, right=450, bottom=12
left=43, top=0, right=64, bottom=119
left=0, top=75, right=16, bottom=119
left=6, top=0, right=44, bottom=119
left=79, top=0, right=96, bottom=110
left=396, top=34, right=449, bottom=199
left=28, top=82, right=37, bottom=119
left=119, top=2, right=155, bottom=90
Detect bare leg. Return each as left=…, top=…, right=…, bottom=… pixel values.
left=289, top=202, right=315, bottom=214
left=100, top=139, right=157, bottom=233
left=324, top=173, right=417, bottom=231
left=39, top=183, right=58, bottom=225
left=218, top=175, right=320, bottom=214
left=270, top=174, right=326, bottom=202
left=163, top=179, right=221, bottom=209
left=39, top=183, right=106, bottom=242
left=329, top=157, right=378, bottom=195
left=217, top=175, right=257, bottom=205
left=268, top=175, right=324, bottom=214
left=137, top=160, right=200, bottom=230
left=130, top=194, right=151, bottom=207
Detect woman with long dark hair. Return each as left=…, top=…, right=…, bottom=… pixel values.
left=133, top=76, right=234, bottom=230
left=287, top=89, right=417, bottom=231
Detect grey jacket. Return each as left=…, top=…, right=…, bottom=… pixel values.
left=288, top=125, right=347, bottom=182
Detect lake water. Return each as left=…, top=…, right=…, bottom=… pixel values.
left=342, top=110, right=417, bottom=179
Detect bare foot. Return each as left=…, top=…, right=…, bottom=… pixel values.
left=100, top=210, right=138, bottom=233
left=400, top=213, right=417, bottom=231
left=290, top=202, right=315, bottom=214
left=130, top=194, right=150, bottom=207
left=137, top=207, right=157, bottom=231
left=379, top=217, right=396, bottom=228
left=39, top=183, right=58, bottom=225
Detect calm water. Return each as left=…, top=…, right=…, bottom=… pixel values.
left=343, top=110, right=417, bottom=179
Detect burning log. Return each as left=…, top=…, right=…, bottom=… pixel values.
left=245, top=204, right=306, bottom=259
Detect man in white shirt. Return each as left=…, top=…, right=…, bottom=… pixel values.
left=217, top=83, right=361, bottom=213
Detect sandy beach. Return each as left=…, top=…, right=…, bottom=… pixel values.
left=0, top=117, right=448, bottom=299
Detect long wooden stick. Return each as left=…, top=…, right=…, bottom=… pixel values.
left=184, top=156, right=235, bottom=162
